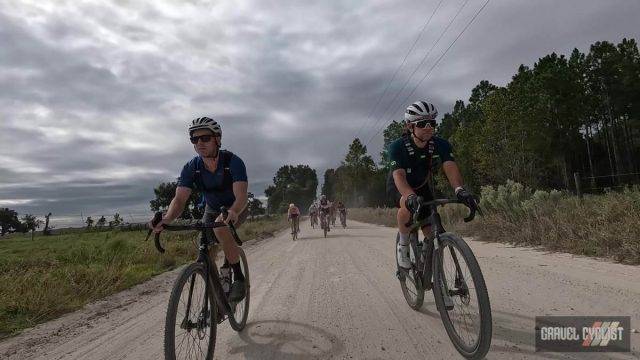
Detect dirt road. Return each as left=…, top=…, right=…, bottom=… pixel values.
left=1, top=220, right=639, bottom=359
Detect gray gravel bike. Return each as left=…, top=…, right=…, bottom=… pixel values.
left=396, top=197, right=492, bottom=359
left=148, top=207, right=250, bottom=360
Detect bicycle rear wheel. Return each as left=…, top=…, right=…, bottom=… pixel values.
left=322, top=216, right=328, bottom=237
left=164, top=263, right=217, bottom=360
left=396, top=233, right=424, bottom=310
left=432, top=233, right=492, bottom=360
left=228, top=248, right=250, bottom=331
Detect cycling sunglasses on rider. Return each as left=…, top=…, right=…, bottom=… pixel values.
left=414, top=119, right=437, bottom=129
left=190, top=135, right=215, bottom=144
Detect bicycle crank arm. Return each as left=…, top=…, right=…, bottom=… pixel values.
left=442, top=286, right=455, bottom=310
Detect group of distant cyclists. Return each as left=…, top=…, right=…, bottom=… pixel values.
left=287, top=195, right=348, bottom=238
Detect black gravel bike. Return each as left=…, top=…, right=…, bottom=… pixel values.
left=147, top=207, right=250, bottom=360
left=339, top=209, right=347, bottom=228
left=396, top=197, right=492, bottom=359
left=290, top=215, right=300, bottom=241
left=319, top=210, right=330, bottom=238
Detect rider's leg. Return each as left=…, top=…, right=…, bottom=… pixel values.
left=215, top=223, right=240, bottom=264
left=214, top=208, right=248, bottom=301
left=396, top=195, right=412, bottom=269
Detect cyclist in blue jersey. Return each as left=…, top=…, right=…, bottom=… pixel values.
left=151, top=116, right=248, bottom=301
left=387, top=101, right=478, bottom=269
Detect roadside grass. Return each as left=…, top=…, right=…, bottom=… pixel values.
left=0, top=216, right=288, bottom=338
left=474, top=181, right=640, bottom=264
left=348, top=204, right=472, bottom=232
left=348, top=182, right=640, bottom=265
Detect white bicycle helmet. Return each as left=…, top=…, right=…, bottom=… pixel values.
left=188, top=116, right=222, bottom=137
left=404, top=101, right=438, bottom=123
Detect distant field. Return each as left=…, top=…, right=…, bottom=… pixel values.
left=0, top=216, right=288, bottom=338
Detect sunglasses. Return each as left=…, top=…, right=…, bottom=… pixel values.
left=414, top=119, right=437, bottom=129
left=190, top=135, right=215, bottom=144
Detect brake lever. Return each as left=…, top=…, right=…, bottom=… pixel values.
left=145, top=211, right=163, bottom=241
left=463, top=199, right=481, bottom=223
left=463, top=206, right=475, bottom=222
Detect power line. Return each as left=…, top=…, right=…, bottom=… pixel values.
left=353, top=0, right=445, bottom=140
left=390, top=0, right=492, bottom=123
left=362, top=0, right=472, bottom=145
left=365, top=0, right=491, bottom=147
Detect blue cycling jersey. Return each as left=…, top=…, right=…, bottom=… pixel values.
left=177, top=152, right=247, bottom=210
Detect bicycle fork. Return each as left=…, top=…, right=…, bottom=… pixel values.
left=432, top=235, right=469, bottom=311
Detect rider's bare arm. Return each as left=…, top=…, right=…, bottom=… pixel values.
left=392, top=169, right=416, bottom=199
left=164, top=186, right=192, bottom=223
left=230, top=181, right=248, bottom=215
left=442, top=161, right=463, bottom=190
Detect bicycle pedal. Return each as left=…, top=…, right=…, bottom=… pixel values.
left=444, top=296, right=454, bottom=311
left=424, top=281, right=433, bottom=291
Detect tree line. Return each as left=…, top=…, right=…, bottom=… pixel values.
left=322, top=38, right=640, bottom=206
left=0, top=208, right=44, bottom=236
left=439, top=38, right=640, bottom=193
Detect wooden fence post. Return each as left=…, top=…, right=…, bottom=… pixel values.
left=574, top=172, right=583, bottom=199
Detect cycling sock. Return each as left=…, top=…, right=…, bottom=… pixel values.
left=230, top=262, right=244, bottom=282
left=398, top=232, right=410, bottom=246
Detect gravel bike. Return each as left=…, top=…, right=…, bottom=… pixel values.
left=290, top=215, right=300, bottom=241
left=319, top=210, right=330, bottom=238
left=148, top=208, right=250, bottom=360
left=339, top=209, right=347, bottom=228
left=396, top=197, right=492, bottom=359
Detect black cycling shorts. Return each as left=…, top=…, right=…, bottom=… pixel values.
left=201, top=204, right=248, bottom=244
left=386, top=170, right=431, bottom=205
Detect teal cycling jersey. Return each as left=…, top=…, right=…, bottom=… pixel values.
left=388, top=135, right=455, bottom=189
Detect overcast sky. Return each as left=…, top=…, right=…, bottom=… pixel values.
left=1, top=0, right=639, bottom=220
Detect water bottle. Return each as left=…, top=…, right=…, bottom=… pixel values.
left=416, top=242, right=424, bottom=263
left=220, top=266, right=231, bottom=294
left=409, top=233, right=418, bottom=263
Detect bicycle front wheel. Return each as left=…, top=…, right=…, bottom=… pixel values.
left=164, top=263, right=217, bottom=360
left=323, top=220, right=327, bottom=238
left=432, top=233, right=492, bottom=359
left=228, top=248, right=250, bottom=331
left=396, top=233, right=424, bottom=310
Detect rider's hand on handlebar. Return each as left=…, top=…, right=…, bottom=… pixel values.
left=405, top=193, right=420, bottom=213
left=224, top=209, right=238, bottom=225
left=456, top=187, right=478, bottom=211
left=149, top=218, right=166, bottom=234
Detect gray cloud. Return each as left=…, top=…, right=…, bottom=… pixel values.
left=1, top=0, right=639, bottom=223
